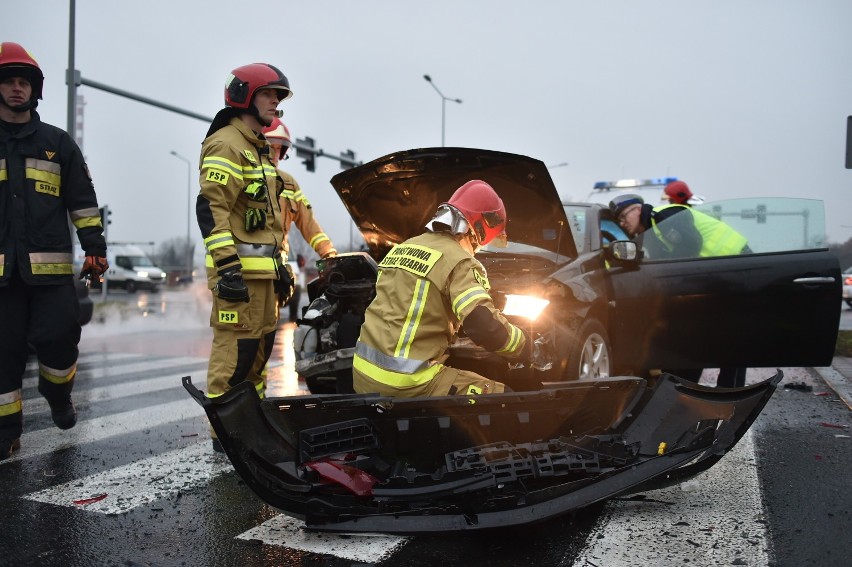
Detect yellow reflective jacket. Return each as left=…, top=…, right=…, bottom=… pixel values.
left=277, top=169, right=336, bottom=259
left=354, top=231, right=526, bottom=388
left=197, top=117, right=283, bottom=282
left=651, top=204, right=749, bottom=257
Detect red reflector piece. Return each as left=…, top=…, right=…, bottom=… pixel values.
left=304, top=460, right=378, bottom=496
left=73, top=493, right=108, bottom=505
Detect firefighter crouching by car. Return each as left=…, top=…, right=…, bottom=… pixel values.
left=353, top=180, right=532, bottom=398
left=260, top=118, right=336, bottom=312
left=0, top=42, right=109, bottom=459
left=196, top=62, right=293, bottom=452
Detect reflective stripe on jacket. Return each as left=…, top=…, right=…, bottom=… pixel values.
left=651, top=204, right=749, bottom=257
left=197, top=117, right=283, bottom=281
left=0, top=111, right=106, bottom=285
left=354, top=231, right=526, bottom=389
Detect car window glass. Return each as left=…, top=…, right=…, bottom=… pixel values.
left=693, top=197, right=826, bottom=253
left=566, top=208, right=587, bottom=254
left=600, top=218, right=628, bottom=244
left=642, top=197, right=827, bottom=261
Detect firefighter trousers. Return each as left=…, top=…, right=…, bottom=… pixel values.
left=0, top=273, right=81, bottom=442
left=206, top=279, right=277, bottom=423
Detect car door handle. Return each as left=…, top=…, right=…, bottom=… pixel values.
left=793, top=277, right=835, bottom=284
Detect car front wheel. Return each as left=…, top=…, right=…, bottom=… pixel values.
left=565, top=319, right=611, bottom=381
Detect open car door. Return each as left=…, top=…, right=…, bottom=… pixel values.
left=607, top=197, right=841, bottom=372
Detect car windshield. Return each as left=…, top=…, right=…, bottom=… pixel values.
left=127, top=255, right=157, bottom=267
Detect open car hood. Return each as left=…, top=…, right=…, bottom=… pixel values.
left=184, top=372, right=780, bottom=533
left=329, top=147, right=573, bottom=259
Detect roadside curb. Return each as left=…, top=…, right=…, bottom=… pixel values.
left=813, top=363, right=852, bottom=411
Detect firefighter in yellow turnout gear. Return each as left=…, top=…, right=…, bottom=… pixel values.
left=259, top=118, right=336, bottom=319
left=262, top=118, right=336, bottom=262
left=196, top=62, right=292, bottom=452
left=353, top=180, right=529, bottom=398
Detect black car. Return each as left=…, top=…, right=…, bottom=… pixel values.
left=293, top=148, right=840, bottom=391
left=185, top=147, right=841, bottom=533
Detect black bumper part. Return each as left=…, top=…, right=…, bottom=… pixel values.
left=182, top=371, right=780, bottom=533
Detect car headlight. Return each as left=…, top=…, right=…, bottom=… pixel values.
left=137, top=271, right=149, bottom=278
left=502, top=294, right=549, bottom=321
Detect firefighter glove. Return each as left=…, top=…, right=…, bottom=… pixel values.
left=81, top=255, right=109, bottom=278
left=214, top=270, right=250, bottom=303
left=245, top=208, right=267, bottom=232
left=244, top=180, right=269, bottom=202
left=274, top=262, right=296, bottom=306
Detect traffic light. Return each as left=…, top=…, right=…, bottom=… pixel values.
left=99, top=205, right=111, bottom=226
left=339, top=149, right=358, bottom=170
left=295, top=136, right=316, bottom=172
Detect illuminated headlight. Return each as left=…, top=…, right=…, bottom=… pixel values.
left=502, top=294, right=549, bottom=321
left=137, top=271, right=149, bottom=278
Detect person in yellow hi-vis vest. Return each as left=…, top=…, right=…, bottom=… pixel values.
left=196, top=62, right=293, bottom=452
left=353, top=180, right=531, bottom=398
left=610, top=192, right=751, bottom=388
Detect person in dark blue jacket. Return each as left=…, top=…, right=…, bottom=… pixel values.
left=0, top=42, right=109, bottom=460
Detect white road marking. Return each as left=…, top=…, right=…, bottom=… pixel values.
left=1, top=398, right=206, bottom=465
left=23, top=355, right=207, bottom=387
left=24, top=370, right=208, bottom=414
left=236, top=514, right=409, bottom=563
left=23, top=442, right=232, bottom=514
left=24, top=352, right=143, bottom=372
left=572, top=430, right=769, bottom=567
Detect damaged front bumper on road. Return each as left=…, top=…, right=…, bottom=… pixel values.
left=183, top=372, right=780, bottom=533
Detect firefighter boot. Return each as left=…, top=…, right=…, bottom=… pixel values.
left=48, top=396, right=77, bottom=430
left=0, top=437, right=21, bottom=460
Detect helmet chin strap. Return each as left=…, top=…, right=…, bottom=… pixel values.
left=0, top=95, right=35, bottom=114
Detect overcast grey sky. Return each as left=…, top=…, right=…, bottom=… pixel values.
left=4, top=0, right=852, bottom=256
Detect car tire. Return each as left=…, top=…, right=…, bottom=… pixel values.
left=125, top=280, right=136, bottom=294
left=564, top=318, right=611, bottom=381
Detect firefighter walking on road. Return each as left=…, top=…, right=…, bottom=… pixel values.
left=196, top=62, right=292, bottom=452
left=260, top=118, right=335, bottom=315
left=0, top=42, right=108, bottom=460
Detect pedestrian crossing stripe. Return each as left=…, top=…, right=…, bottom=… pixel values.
left=23, top=442, right=232, bottom=514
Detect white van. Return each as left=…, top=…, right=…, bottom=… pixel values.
left=101, top=244, right=166, bottom=293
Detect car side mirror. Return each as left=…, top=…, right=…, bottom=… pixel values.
left=608, top=240, right=640, bottom=262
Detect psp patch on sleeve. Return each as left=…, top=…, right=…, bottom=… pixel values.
left=206, top=169, right=230, bottom=186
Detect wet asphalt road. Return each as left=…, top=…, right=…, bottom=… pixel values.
left=0, top=288, right=849, bottom=566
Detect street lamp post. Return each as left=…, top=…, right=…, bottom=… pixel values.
left=169, top=151, right=193, bottom=279
left=423, top=75, right=462, bottom=147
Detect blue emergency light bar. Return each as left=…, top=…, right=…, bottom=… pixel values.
left=593, top=177, right=678, bottom=190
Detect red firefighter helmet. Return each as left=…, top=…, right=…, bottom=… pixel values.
left=261, top=117, right=292, bottom=160
left=447, top=180, right=507, bottom=246
left=664, top=180, right=693, bottom=205
left=224, top=63, right=292, bottom=109
left=0, top=42, right=44, bottom=101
